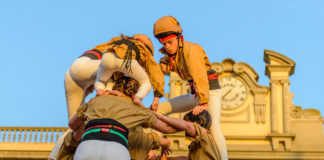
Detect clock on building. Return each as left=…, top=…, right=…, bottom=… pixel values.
left=219, top=76, right=247, bottom=109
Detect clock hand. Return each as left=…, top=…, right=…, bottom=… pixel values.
left=222, top=89, right=232, bottom=99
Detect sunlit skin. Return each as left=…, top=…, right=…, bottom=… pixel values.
left=161, top=37, right=178, bottom=55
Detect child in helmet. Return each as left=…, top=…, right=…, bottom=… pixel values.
left=153, top=16, right=228, bottom=160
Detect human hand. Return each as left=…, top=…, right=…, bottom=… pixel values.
left=151, top=111, right=162, bottom=119
left=150, top=97, right=159, bottom=112
left=147, top=150, right=157, bottom=160
left=192, top=104, right=208, bottom=115
left=96, top=89, right=105, bottom=96
left=108, top=90, right=122, bottom=97
left=161, top=156, right=167, bottom=160
left=133, top=96, right=146, bottom=108
left=161, top=147, right=172, bottom=157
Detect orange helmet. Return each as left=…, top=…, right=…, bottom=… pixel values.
left=153, top=16, right=182, bottom=38
left=132, top=34, right=154, bottom=55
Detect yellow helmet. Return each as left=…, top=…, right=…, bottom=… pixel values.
left=132, top=34, right=154, bottom=55
left=153, top=16, right=182, bottom=38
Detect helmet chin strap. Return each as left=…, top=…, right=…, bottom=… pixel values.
left=176, top=34, right=184, bottom=54
left=168, top=34, right=183, bottom=71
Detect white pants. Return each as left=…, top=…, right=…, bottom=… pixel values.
left=157, top=89, right=228, bottom=160
left=95, top=52, right=152, bottom=99
left=65, top=56, right=101, bottom=119
left=50, top=57, right=100, bottom=160
left=74, top=140, right=130, bottom=160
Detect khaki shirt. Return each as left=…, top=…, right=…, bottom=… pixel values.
left=91, top=36, right=165, bottom=97
left=57, top=95, right=159, bottom=160
left=129, top=126, right=161, bottom=160
left=56, top=130, right=79, bottom=160
left=187, top=124, right=221, bottom=160
left=77, top=95, right=157, bottom=130
left=159, top=40, right=211, bottom=104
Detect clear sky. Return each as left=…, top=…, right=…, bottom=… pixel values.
left=0, top=0, right=323, bottom=127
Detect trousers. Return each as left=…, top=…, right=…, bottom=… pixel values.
left=95, top=52, right=152, bottom=99
left=74, top=140, right=130, bottom=160
left=65, top=56, right=100, bottom=119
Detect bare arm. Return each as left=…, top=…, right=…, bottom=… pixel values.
left=154, top=113, right=197, bottom=137
left=160, top=137, right=172, bottom=156
left=160, top=137, right=171, bottom=149
left=151, top=119, right=181, bottom=134
left=68, top=114, right=85, bottom=141
left=68, top=114, right=84, bottom=131
left=165, top=156, right=188, bottom=160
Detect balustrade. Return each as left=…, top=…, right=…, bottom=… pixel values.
left=0, top=127, right=67, bottom=143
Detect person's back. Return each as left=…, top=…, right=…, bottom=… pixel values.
left=74, top=76, right=157, bottom=160
left=187, top=123, right=221, bottom=160
left=71, top=76, right=178, bottom=160
left=77, top=94, right=157, bottom=130
left=154, top=110, right=221, bottom=160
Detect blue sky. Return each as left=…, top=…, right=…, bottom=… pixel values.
left=0, top=0, right=323, bottom=127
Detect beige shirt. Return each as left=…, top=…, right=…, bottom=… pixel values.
left=129, top=126, right=161, bottom=160
left=57, top=95, right=159, bottom=160
left=92, top=36, right=165, bottom=97
left=56, top=130, right=78, bottom=160
left=159, top=40, right=211, bottom=104
left=188, top=124, right=221, bottom=160
left=77, top=94, right=157, bottom=130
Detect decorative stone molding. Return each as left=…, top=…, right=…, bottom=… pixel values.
left=268, top=133, right=296, bottom=151
left=254, top=104, right=266, bottom=123
left=221, top=105, right=251, bottom=123
left=264, top=49, right=296, bottom=78
left=303, top=109, right=321, bottom=119
left=291, top=106, right=302, bottom=118
left=233, top=62, right=259, bottom=82
left=269, top=79, right=282, bottom=85
left=251, top=88, right=269, bottom=123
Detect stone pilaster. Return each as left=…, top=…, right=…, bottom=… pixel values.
left=181, top=82, right=188, bottom=95
left=282, top=80, right=291, bottom=133
left=270, top=80, right=280, bottom=133
left=169, top=80, right=176, bottom=99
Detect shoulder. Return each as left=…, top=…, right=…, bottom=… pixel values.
left=192, top=123, right=209, bottom=140
left=184, top=40, right=203, bottom=49
left=90, top=94, right=132, bottom=105
left=183, top=40, right=205, bottom=56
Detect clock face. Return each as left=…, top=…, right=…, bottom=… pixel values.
left=219, top=76, right=247, bottom=109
